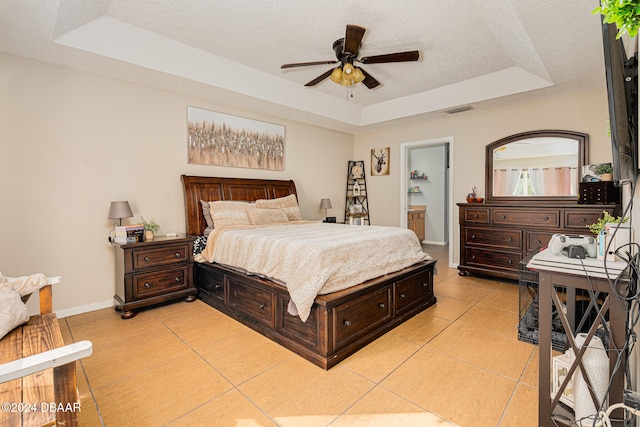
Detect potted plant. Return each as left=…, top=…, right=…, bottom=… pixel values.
left=587, top=211, right=628, bottom=235
left=466, top=186, right=477, bottom=203
left=593, top=163, right=613, bottom=181
left=593, top=0, right=640, bottom=38
left=141, top=217, right=160, bottom=241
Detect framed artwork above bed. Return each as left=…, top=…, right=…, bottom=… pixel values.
left=186, top=106, right=285, bottom=170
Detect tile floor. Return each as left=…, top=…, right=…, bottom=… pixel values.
left=59, top=244, right=539, bottom=426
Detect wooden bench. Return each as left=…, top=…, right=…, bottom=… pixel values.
left=0, top=277, right=92, bottom=427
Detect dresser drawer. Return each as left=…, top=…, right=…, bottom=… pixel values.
left=226, top=276, right=276, bottom=328
left=465, top=247, right=521, bottom=272
left=493, top=209, right=560, bottom=228
left=526, top=231, right=555, bottom=252
left=132, top=244, right=190, bottom=270
left=464, top=227, right=522, bottom=250
left=564, top=209, right=611, bottom=230
left=133, top=266, right=190, bottom=298
left=394, top=272, right=433, bottom=315
left=332, top=286, right=392, bottom=350
left=461, top=208, right=490, bottom=224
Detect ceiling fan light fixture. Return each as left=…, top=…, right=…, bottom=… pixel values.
left=353, top=67, right=365, bottom=84
left=329, top=67, right=343, bottom=83
left=342, top=63, right=354, bottom=76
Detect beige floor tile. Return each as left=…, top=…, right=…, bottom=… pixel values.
left=160, top=307, right=251, bottom=350
left=330, top=386, right=456, bottom=426
left=520, top=346, right=539, bottom=387
left=440, top=274, right=500, bottom=290
left=426, top=296, right=474, bottom=321
left=434, top=280, right=492, bottom=303
left=94, top=351, right=232, bottom=426
left=340, top=333, right=421, bottom=382
left=426, top=322, right=534, bottom=380
left=80, top=323, right=192, bottom=390
left=75, top=364, right=103, bottom=426
left=197, top=329, right=295, bottom=385
left=389, top=310, right=452, bottom=346
left=456, top=304, right=519, bottom=339
left=239, top=358, right=374, bottom=427
left=499, top=383, right=538, bottom=427
left=478, top=288, right=520, bottom=313
left=381, top=348, right=516, bottom=427
left=168, top=389, right=277, bottom=426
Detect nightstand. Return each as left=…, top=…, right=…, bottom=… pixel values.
left=113, top=235, right=197, bottom=319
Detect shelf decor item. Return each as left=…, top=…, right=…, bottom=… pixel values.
left=141, top=217, right=160, bottom=241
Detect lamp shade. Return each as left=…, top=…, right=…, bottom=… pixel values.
left=319, top=198, right=332, bottom=209
left=108, top=201, right=133, bottom=221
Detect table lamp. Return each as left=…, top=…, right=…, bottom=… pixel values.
left=320, top=198, right=332, bottom=221
left=108, top=201, right=133, bottom=226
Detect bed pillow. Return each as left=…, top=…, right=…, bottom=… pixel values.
left=200, top=200, right=215, bottom=236
left=209, top=201, right=253, bottom=228
left=0, top=286, right=29, bottom=340
left=246, top=207, right=289, bottom=225
left=255, top=194, right=302, bottom=221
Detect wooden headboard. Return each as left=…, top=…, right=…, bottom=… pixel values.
left=181, top=175, right=298, bottom=236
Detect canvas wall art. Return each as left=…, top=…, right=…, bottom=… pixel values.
left=187, top=106, right=285, bottom=170
left=371, top=147, right=390, bottom=176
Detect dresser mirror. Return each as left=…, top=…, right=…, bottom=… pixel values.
left=485, top=130, right=588, bottom=204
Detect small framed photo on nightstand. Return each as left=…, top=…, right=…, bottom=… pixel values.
left=552, top=352, right=574, bottom=408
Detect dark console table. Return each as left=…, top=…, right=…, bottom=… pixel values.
left=538, top=269, right=628, bottom=426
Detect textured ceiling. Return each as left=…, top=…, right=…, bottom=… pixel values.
left=0, top=0, right=615, bottom=133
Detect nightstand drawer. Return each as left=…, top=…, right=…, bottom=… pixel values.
left=133, top=266, right=190, bottom=298
left=132, top=244, right=190, bottom=270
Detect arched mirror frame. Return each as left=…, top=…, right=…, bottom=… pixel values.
left=485, top=130, right=589, bottom=204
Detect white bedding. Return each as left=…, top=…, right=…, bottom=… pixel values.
left=196, top=221, right=431, bottom=322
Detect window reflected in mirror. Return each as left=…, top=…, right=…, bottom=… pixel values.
left=492, top=137, right=579, bottom=197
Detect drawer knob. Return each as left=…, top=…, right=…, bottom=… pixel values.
left=343, top=320, right=352, bottom=326
left=471, top=255, right=476, bottom=259
left=507, top=237, right=513, bottom=242
left=502, top=215, right=507, bottom=219
left=214, top=283, right=222, bottom=290
left=144, top=256, right=151, bottom=262
left=507, top=260, right=513, bottom=264
left=472, top=214, right=478, bottom=218
left=379, top=303, right=386, bottom=309
left=399, top=293, right=406, bottom=299
left=581, top=218, right=587, bottom=223
left=175, top=252, right=181, bottom=258
left=144, top=283, right=151, bottom=289
left=471, top=234, right=476, bottom=239
left=422, top=282, right=429, bottom=287
left=536, top=240, right=541, bottom=245
left=543, top=217, right=549, bottom=221
left=175, top=277, right=181, bottom=282
left=258, top=303, right=265, bottom=310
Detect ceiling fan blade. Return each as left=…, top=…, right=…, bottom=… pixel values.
left=304, top=68, right=335, bottom=86
left=359, top=68, right=381, bottom=89
left=344, top=24, right=366, bottom=56
left=360, top=51, right=420, bottom=64
left=281, top=60, right=338, bottom=69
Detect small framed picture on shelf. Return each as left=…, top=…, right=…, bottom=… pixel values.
left=349, top=204, right=363, bottom=214
left=349, top=217, right=364, bottom=226
left=552, top=353, right=574, bottom=408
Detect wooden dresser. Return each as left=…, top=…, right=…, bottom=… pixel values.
left=457, top=203, right=618, bottom=280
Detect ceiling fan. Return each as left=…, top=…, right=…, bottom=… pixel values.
left=281, top=24, right=420, bottom=89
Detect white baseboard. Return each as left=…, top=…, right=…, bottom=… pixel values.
left=55, top=299, right=114, bottom=319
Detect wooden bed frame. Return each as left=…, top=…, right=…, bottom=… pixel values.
left=181, top=175, right=437, bottom=369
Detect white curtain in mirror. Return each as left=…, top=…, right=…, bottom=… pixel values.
left=530, top=167, right=575, bottom=196
left=493, top=168, right=521, bottom=196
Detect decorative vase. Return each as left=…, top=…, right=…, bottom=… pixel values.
left=601, top=173, right=613, bottom=181
left=144, top=230, right=154, bottom=241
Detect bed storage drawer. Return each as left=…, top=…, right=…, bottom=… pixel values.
left=332, top=286, right=392, bottom=349
left=394, top=271, right=433, bottom=315
left=195, top=265, right=225, bottom=303
left=226, top=276, right=276, bottom=328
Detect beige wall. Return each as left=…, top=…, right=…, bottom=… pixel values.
left=0, top=53, right=352, bottom=316
left=354, top=87, right=614, bottom=266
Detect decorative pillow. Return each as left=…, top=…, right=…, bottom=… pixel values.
left=1, top=272, right=47, bottom=297
left=209, top=201, right=253, bottom=228
left=246, top=207, right=289, bottom=225
left=255, top=194, right=302, bottom=221
left=0, top=286, right=29, bottom=340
